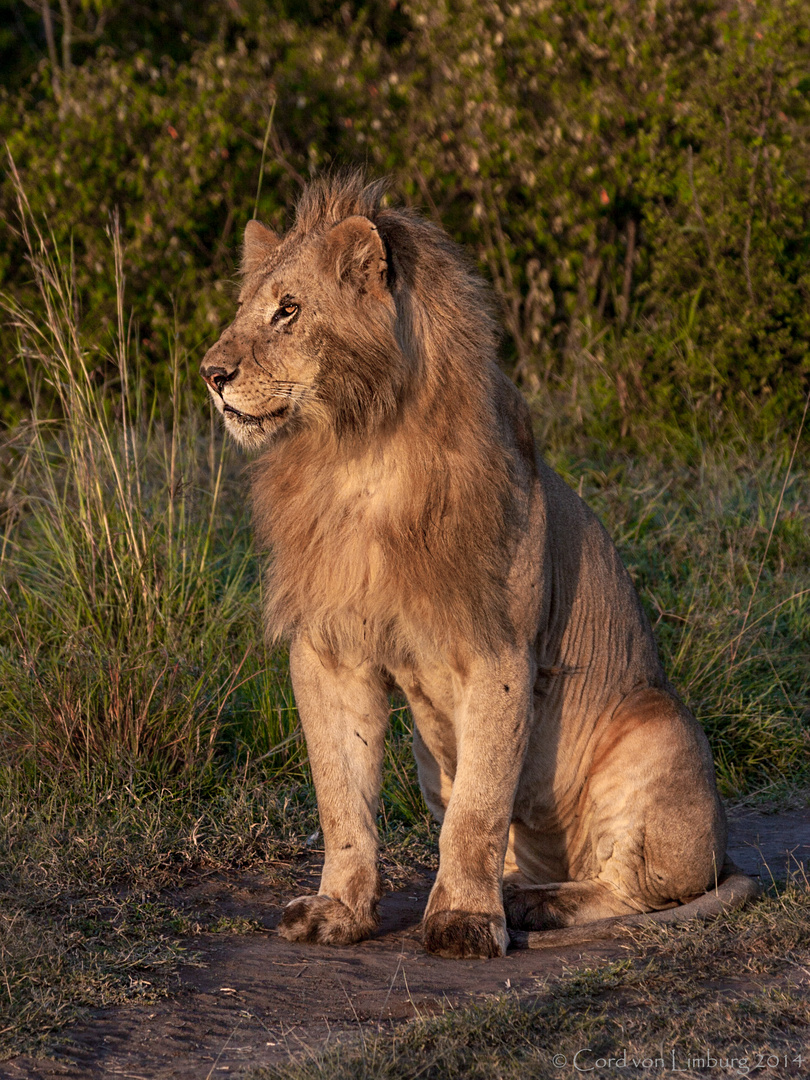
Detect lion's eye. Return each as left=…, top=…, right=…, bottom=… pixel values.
left=272, top=302, right=299, bottom=324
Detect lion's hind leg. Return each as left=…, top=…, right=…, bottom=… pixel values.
left=503, top=878, right=644, bottom=931
left=504, top=688, right=732, bottom=939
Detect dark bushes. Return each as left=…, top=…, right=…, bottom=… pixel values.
left=2, top=0, right=809, bottom=439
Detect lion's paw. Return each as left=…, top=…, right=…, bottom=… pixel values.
left=422, top=910, right=508, bottom=959
left=277, top=894, right=376, bottom=946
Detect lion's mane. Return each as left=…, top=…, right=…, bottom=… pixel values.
left=249, top=172, right=529, bottom=663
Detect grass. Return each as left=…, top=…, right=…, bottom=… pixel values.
left=249, top=874, right=810, bottom=1080
left=0, top=219, right=258, bottom=775
left=548, top=445, right=810, bottom=799
left=0, top=771, right=317, bottom=1057
left=0, top=183, right=808, bottom=1062
left=0, top=763, right=441, bottom=1059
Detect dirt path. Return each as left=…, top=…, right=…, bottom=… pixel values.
left=3, top=808, right=807, bottom=1080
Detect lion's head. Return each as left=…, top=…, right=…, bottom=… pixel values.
left=201, top=175, right=422, bottom=449
left=201, top=171, right=510, bottom=655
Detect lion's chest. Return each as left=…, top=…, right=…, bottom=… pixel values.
left=269, top=458, right=416, bottom=648
left=329, top=464, right=401, bottom=575
left=263, top=441, right=481, bottom=664
left=336, top=468, right=396, bottom=529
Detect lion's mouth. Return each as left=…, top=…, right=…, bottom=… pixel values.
left=223, top=401, right=291, bottom=425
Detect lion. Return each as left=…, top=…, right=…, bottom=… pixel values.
left=200, top=172, right=758, bottom=958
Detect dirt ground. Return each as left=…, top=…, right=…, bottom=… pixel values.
left=3, top=807, right=807, bottom=1080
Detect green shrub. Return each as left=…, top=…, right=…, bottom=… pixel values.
left=364, top=0, right=810, bottom=434
left=3, top=1, right=810, bottom=438
left=0, top=24, right=379, bottom=420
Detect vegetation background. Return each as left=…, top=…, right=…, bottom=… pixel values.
left=3, top=0, right=810, bottom=435
left=0, top=0, right=808, bottom=1068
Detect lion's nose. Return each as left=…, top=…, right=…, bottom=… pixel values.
left=201, top=366, right=236, bottom=396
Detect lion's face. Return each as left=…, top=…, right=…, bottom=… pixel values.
left=201, top=216, right=403, bottom=450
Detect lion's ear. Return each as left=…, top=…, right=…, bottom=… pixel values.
left=242, top=219, right=281, bottom=275
left=323, top=216, right=388, bottom=298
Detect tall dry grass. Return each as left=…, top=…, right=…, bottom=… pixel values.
left=0, top=165, right=265, bottom=777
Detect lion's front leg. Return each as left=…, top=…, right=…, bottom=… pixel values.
left=420, top=652, right=532, bottom=959
left=278, top=637, right=389, bottom=946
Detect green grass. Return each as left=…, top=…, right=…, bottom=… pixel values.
left=0, top=220, right=257, bottom=776
left=0, top=183, right=808, bottom=1061
left=0, top=770, right=323, bottom=1058
left=548, top=445, right=810, bottom=798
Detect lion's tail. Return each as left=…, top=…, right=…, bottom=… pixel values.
left=509, top=861, right=761, bottom=951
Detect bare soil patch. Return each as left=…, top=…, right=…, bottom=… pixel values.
left=3, top=808, right=807, bottom=1080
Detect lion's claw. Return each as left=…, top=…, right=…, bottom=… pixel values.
left=422, top=909, right=508, bottom=958
left=278, top=894, right=377, bottom=946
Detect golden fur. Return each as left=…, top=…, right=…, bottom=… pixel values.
left=201, top=173, right=757, bottom=958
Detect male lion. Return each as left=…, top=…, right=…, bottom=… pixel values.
left=201, top=173, right=757, bottom=958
